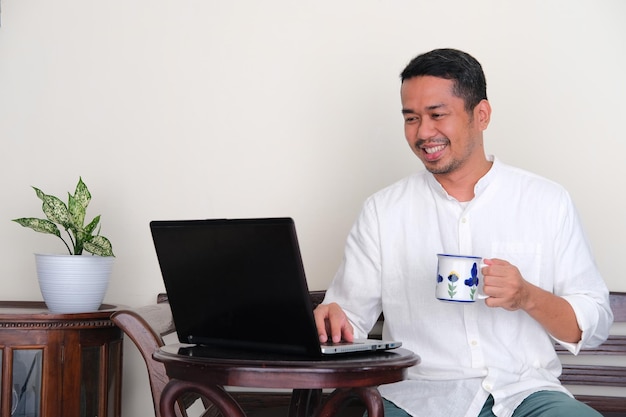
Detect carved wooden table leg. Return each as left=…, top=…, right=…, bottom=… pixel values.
left=289, top=388, right=323, bottom=417
left=315, top=387, right=384, bottom=417
left=160, top=379, right=246, bottom=417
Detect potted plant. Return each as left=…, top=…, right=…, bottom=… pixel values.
left=13, top=177, right=115, bottom=313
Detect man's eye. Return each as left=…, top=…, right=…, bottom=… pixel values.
left=404, top=116, right=419, bottom=124
left=432, top=113, right=445, bottom=119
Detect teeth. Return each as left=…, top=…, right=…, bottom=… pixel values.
left=424, top=145, right=445, bottom=154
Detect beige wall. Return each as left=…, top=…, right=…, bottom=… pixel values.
left=1, top=1, right=625, bottom=415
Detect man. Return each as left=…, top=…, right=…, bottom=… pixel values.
left=313, top=49, right=613, bottom=417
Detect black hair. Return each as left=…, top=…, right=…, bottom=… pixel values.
left=400, top=48, right=488, bottom=112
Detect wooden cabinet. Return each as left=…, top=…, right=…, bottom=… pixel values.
left=0, top=302, right=123, bottom=417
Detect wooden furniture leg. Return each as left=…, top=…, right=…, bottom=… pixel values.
left=289, top=389, right=323, bottom=417
left=160, top=379, right=245, bottom=417
left=315, top=387, right=384, bottom=417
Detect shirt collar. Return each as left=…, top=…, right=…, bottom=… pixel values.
left=427, top=155, right=499, bottom=202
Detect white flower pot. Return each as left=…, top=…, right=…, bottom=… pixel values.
left=35, top=254, right=114, bottom=314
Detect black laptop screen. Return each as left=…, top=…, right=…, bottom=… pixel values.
left=150, top=218, right=322, bottom=358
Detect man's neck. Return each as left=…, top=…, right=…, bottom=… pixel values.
left=434, top=158, right=493, bottom=202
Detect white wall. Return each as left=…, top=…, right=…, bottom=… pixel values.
left=1, top=1, right=624, bottom=415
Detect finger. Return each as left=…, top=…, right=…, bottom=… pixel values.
left=328, top=307, right=346, bottom=343
left=328, top=304, right=354, bottom=343
left=340, top=320, right=355, bottom=343
left=313, top=305, right=330, bottom=343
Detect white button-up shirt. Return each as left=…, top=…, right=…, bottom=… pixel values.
left=324, top=156, right=613, bottom=417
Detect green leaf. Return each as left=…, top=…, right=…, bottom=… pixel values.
left=68, top=193, right=86, bottom=230
left=84, top=235, right=114, bottom=257
left=34, top=187, right=71, bottom=228
left=73, top=177, right=91, bottom=210
left=84, top=215, right=101, bottom=235
left=13, top=218, right=62, bottom=237
left=34, top=187, right=46, bottom=200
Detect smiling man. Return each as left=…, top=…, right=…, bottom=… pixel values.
left=401, top=74, right=492, bottom=202
left=314, top=49, right=613, bottom=417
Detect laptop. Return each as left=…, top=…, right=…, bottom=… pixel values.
left=149, top=217, right=401, bottom=359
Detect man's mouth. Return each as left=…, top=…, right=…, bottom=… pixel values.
left=418, top=141, right=448, bottom=162
left=424, top=144, right=446, bottom=154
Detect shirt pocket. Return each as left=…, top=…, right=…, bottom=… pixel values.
left=489, top=242, right=544, bottom=287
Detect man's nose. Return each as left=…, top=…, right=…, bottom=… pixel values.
left=417, top=118, right=438, bottom=140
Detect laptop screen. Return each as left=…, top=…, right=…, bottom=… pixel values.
left=150, top=218, right=323, bottom=357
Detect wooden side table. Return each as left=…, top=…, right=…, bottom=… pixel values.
left=155, top=344, right=419, bottom=417
left=0, top=301, right=124, bottom=417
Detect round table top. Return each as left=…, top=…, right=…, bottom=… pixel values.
left=155, top=344, right=419, bottom=389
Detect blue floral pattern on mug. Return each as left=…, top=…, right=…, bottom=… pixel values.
left=448, top=272, right=459, bottom=298
left=463, top=262, right=480, bottom=300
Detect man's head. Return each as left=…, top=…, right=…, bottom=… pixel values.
left=401, top=48, right=487, bottom=113
left=399, top=49, right=492, bottom=190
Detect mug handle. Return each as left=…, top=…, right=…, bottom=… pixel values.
left=476, top=263, right=489, bottom=299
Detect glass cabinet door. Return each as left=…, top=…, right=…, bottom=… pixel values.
left=80, top=341, right=123, bottom=417
left=106, top=342, right=122, bottom=417
left=12, top=349, right=42, bottom=417
left=80, top=346, right=100, bottom=417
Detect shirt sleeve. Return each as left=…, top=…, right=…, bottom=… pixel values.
left=554, top=294, right=613, bottom=354
left=323, top=197, right=383, bottom=338
left=550, top=191, right=613, bottom=354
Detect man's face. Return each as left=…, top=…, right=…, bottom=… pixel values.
left=400, top=76, right=489, bottom=177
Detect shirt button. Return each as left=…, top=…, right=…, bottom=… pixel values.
left=483, top=383, right=492, bottom=391
left=471, top=340, right=478, bottom=346
left=461, top=217, right=467, bottom=223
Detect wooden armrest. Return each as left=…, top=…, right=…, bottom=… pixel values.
left=113, top=301, right=216, bottom=417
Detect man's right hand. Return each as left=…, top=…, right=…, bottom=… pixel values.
left=313, top=302, right=354, bottom=344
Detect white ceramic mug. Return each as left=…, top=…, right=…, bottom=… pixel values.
left=436, top=254, right=488, bottom=302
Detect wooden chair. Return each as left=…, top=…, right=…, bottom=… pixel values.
left=111, top=298, right=294, bottom=417
left=111, top=301, right=215, bottom=417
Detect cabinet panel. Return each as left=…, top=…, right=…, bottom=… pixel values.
left=12, top=348, right=43, bottom=417
left=0, top=302, right=123, bottom=417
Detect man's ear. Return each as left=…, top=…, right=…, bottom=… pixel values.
left=475, top=99, right=491, bottom=130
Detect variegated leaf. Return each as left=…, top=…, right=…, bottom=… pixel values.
left=84, top=235, right=114, bottom=257
left=36, top=189, right=71, bottom=228
left=13, top=218, right=61, bottom=237
left=68, top=193, right=86, bottom=229
left=73, top=177, right=91, bottom=209
left=84, top=215, right=101, bottom=235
